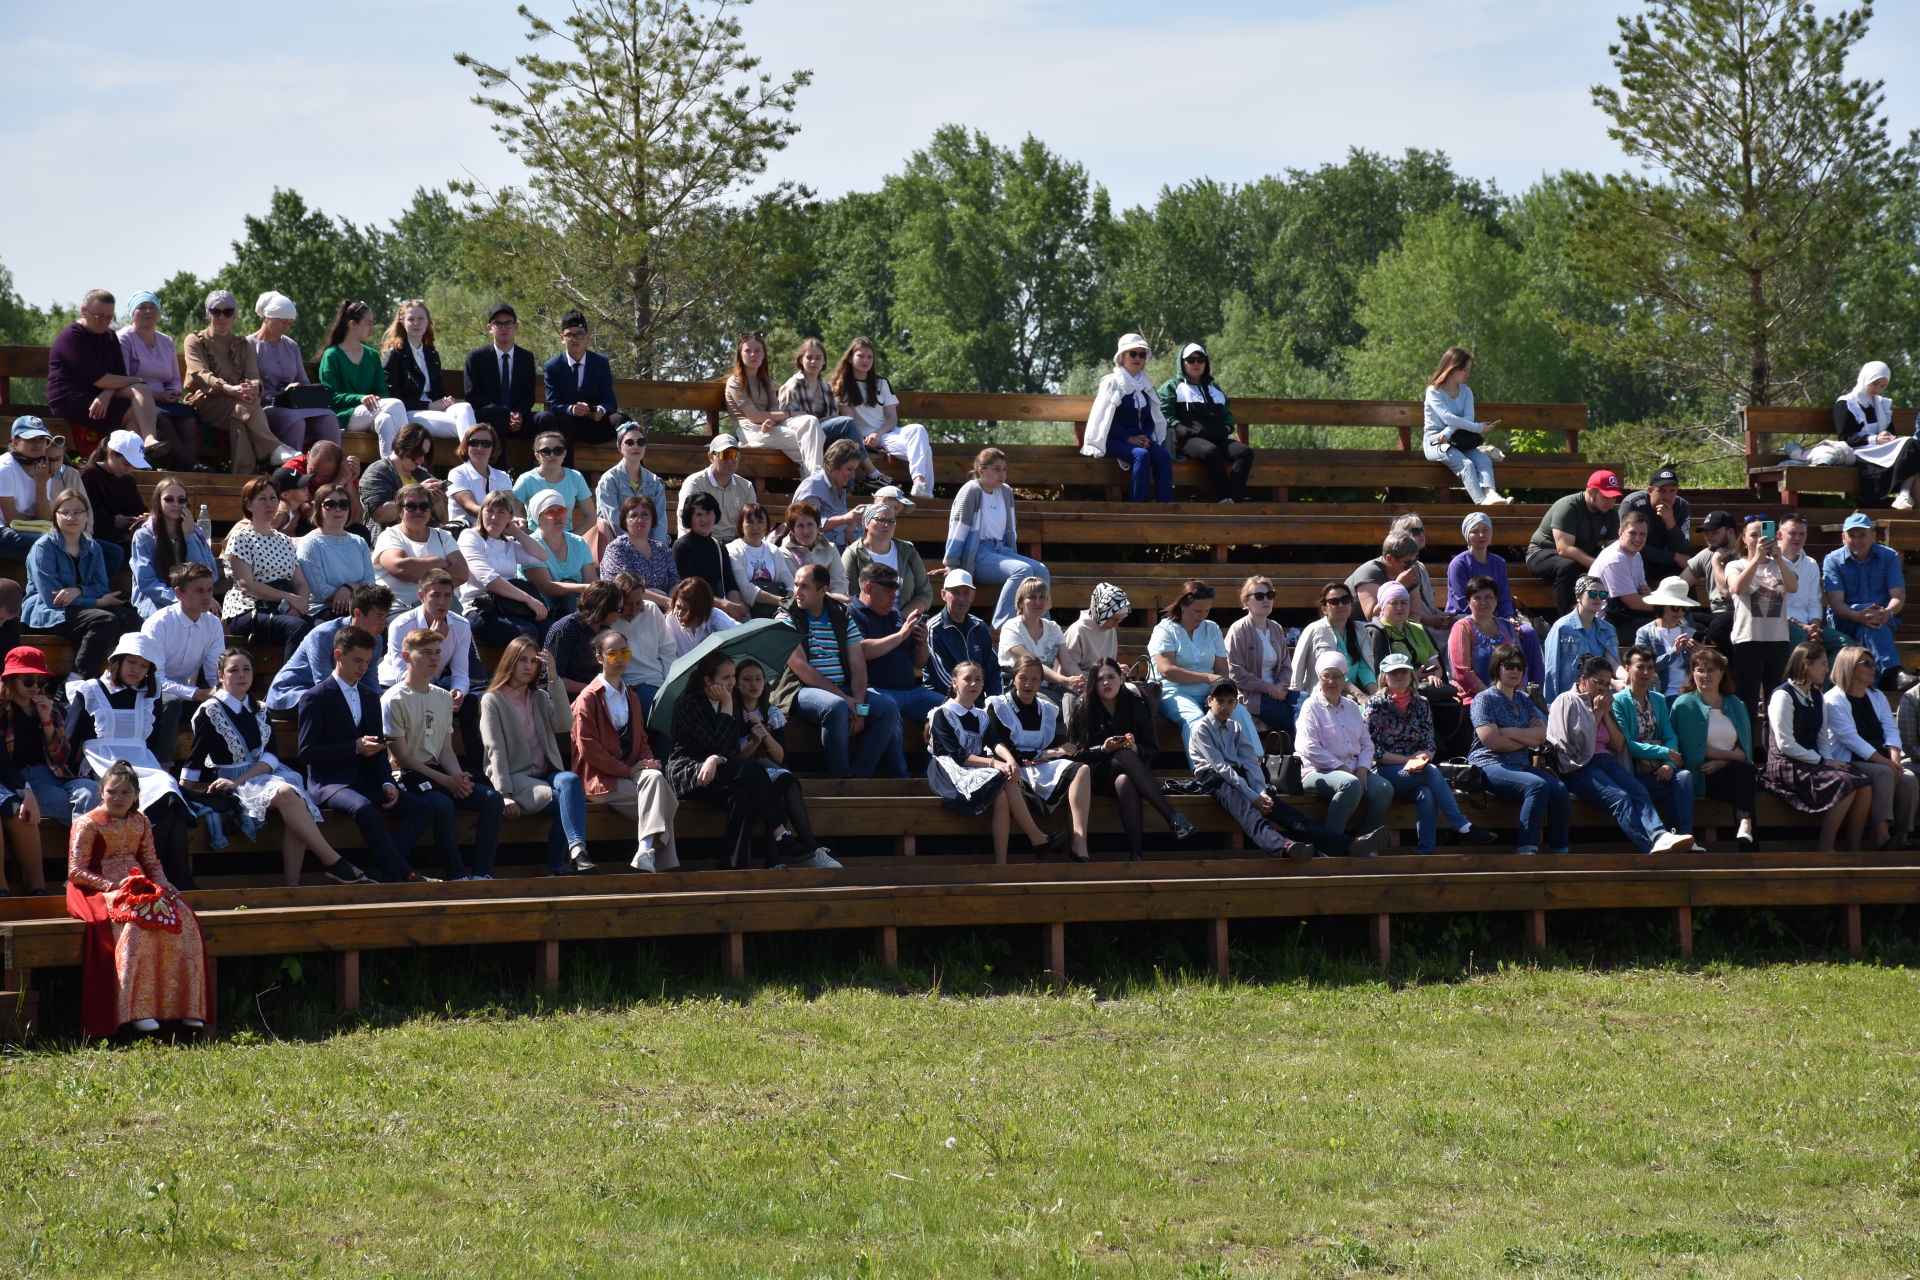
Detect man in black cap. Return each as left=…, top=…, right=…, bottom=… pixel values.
left=1619, top=467, right=1692, bottom=578
left=463, top=303, right=541, bottom=461
left=1681, top=510, right=1739, bottom=650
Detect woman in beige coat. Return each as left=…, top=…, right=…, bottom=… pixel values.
left=480, top=635, right=593, bottom=874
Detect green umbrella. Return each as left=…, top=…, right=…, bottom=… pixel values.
left=648, top=617, right=803, bottom=733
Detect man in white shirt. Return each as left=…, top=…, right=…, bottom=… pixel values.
left=1590, top=509, right=1654, bottom=651
left=376, top=569, right=481, bottom=768
left=383, top=628, right=505, bottom=880
left=1777, top=511, right=1847, bottom=659
left=139, top=561, right=223, bottom=760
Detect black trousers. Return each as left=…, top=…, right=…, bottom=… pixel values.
left=1729, top=639, right=1789, bottom=715
left=1704, top=759, right=1758, bottom=821
left=56, top=604, right=142, bottom=679
left=1176, top=430, right=1253, bottom=502
left=1524, top=547, right=1585, bottom=617
left=685, top=756, right=802, bottom=869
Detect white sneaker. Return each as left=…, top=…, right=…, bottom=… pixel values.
left=269, top=443, right=299, bottom=468
left=630, top=851, right=657, bottom=873
left=910, top=479, right=935, bottom=500
left=1894, top=491, right=1914, bottom=510
left=1650, top=832, right=1695, bottom=854
left=1483, top=445, right=1506, bottom=462
left=1218, top=497, right=1235, bottom=504
left=793, top=849, right=842, bottom=870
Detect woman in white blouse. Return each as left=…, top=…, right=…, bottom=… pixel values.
left=457, top=490, right=550, bottom=647
left=830, top=336, right=936, bottom=499
left=997, top=576, right=1075, bottom=706
left=446, top=420, right=516, bottom=528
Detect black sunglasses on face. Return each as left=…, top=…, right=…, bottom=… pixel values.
left=1324, top=595, right=1353, bottom=607
left=322, top=499, right=351, bottom=510
left=401, top=503, right=432, bottom=513
left=536, top=447, right=566, bottom=457
left=208, top=308, right=236, bottom=317
left=1499, top=661, right=1526, bottom=672
left=1248, top=591, right=1273, bottom=602
left=467, top=439, right=494, bottom=449
left=622, top=436, right=647, bottom=447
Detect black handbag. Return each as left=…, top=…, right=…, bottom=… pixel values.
left=1448, top=429, right=1484, bottom=451
left=1434, top=757, right=1490, bottom=808
left=1262, top=752, right=1305, bottom=796
left=471, top=592, right=538, bottom=622
left=275, top=384, right=331, bottom=410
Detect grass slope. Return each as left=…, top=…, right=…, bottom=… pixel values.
left=6, top=960, right=1920, bottom=1278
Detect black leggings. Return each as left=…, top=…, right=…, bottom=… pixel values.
left=1704, top=759, right=1758, bottom=821
left=1730, top=640, right=1788, bottom=715
left=148, top=795, right=195, bottom=891
left=1096, top=747, right=1176, bottom=860
left=690, top=757, right=813, bottom=868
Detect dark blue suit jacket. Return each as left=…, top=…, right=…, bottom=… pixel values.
left=542, top=350, right=618, bottom=418
left=296, top=677, right=389, bottom=799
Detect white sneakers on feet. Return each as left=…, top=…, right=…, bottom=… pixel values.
left=1482, top=445, right=1506, bottom=462
left=269, top=443, right=299, bottom=468
left=1894, top=490, right=1914, bottom=510
left=1650, top=832, right=1696, bottom=854
left=910, top=479, right=935, bottom=500
left=790, top=849, right=842, bottom=870
left=630, top=851, right=657, bottom=873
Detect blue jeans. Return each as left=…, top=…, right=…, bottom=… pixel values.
left=1377, top=761, right=1472, bottom=854
left=0, top=524, right=42, bottom=559
left=1562, top=753, right=1666, bottom=852
left=1161, top=688, right=1262, bottom=764
left=1250, top=697, right=1295, bottom=735
left=418, top=778, right=506, bottom=878
left=1480, top=760, right=1570, bottom=853
left=21, top=765, right=97, bottom=823
left=1837, top=614, right=1900, bottom=670
left=1422, top=438, right=1497, bottom=501
left=1303, top=767, right=1395, bottom=835
left=1106, top=435, right=1173, bottom=502
left=538, top=770, right=589, bottom=872
left=819, top=415, right=863, bottom=458
left=792, top=686, right=904, bottom=778
left=877, top=684, right=944, bottom=727
left=970, top=538, right=1049, bottom=628
left=1638, top=767, right=1695, bottom=834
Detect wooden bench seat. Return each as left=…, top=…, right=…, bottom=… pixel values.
left=1743, top=404, right=1920, bottom=502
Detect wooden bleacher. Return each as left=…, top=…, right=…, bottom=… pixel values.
left=5, top=341, right=1920, bottom=1034
left=1744, top=404, right=1920, bottom=503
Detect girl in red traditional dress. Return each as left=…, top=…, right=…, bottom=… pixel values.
left=65, top=759, right=210, bottom=1037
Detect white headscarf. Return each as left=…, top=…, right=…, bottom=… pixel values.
left=1839, top=360, right=1893, bottom=427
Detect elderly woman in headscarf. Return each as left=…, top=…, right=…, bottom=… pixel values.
left=1060, top=583, right=1129, bottom=682
left=1080, top=333, right=1173, bottom=503
left=183, top=289, right=297, bottom=472
left=1445, top=508, right=1545, bottom=684
left=1158, top=343, right=1253, bottom=503
left=247, top=291, right=342, bottom=451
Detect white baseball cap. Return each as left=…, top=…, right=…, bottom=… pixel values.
left=106, top=430, right=152, bottom=469
left=943, top=570, right=976, bottom=590
left=872, top=485, right=915, bottom=509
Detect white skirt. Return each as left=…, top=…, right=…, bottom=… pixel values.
left=231, top=764, right=322, bottom=825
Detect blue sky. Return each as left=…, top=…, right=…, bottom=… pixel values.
left=3, top=0, right=1914, bottom=308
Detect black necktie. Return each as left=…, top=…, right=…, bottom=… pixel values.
left=499, top=350, right=510, bottom=394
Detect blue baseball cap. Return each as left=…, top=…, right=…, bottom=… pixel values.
left=1843, top=513, right=1876, bottom=532
left=8, top=416, right=49, bottom=440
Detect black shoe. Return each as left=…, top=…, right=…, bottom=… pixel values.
left=324, top=861, right=373, bottom=885
left=400, top=871, right=439, bottom=883
left=1168, top=812, right=1199, bottom=841
left=1738, top=833, right=1759, bottom=853
left=1277, top=839, right=1315, bottom=861
left=1459, top=826, right=1501, bottom=846
left=1068, top=847, right=1091, bottom=864
left=856, top=470, right=890, bottom=493
left=188, top=461, right=217, bottom=474
left=1036, top=829, right=1073, bottom=858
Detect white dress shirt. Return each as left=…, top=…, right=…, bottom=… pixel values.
left=137, top=604, right=224, bottom=701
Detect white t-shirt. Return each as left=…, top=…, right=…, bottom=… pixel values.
left=1590, top=542, right=1647, bottom=601
left=978, top=487, right=1008, bottom=544
left=846, top=377, right=899, bottom=433
left=374, top=525, right=460, bottom=609
left=0, top=453, right=43, bottom=520
left=1726, top=557, right=1790, bottom=644
left=448, top=462, right=514, bottom=510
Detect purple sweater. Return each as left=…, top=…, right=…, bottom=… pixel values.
left=1446, top=549, right=1515, bottom=616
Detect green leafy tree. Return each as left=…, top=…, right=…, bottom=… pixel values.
left=455, top=0, right=810, bottom=380
left=1099, top=179, right=1248, bottom=354
left=220, top=189, right=389, bottom=352
left=885, top=127, right=1112, bottom=395
left=1347, top=206, right=1581, bottom=407
left=1568, top=0, right=1917, bottom=408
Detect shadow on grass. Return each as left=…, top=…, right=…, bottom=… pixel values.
left=13, top=904, right=1918, bottom=1051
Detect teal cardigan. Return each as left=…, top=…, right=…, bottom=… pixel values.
left=1669, top=692, right=1753, bottom=797
left=1612, top=687, right=1680, bottom=764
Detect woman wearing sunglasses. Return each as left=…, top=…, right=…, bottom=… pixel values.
left=1470, top=642, right=1570, bottom=856
left=594, top=421, right=669, bottom=547
left=295, top=483, right=375, bottom=619
left=130, top=477, right=215, bottom=618
left=447, top=421, right=516, bottom=528
left=1542, top=573, right=1620, bottom=702
left=1080, top=334, right=1173, bottom=504
left=1290, top=584, right=1377, bottom=705
left=1227, top=575, right=1293, bottom=738
left=512, top=431, right=595, bottom=534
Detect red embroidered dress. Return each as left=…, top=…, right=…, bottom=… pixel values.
left=65, top=806, right=210, bottom=1037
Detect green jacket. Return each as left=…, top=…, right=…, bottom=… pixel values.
left=1669, top=692, right=1753, bottom=798
left=1612, top=687, right=1680, bottom=763
left=1157, top=375, right=1236, bottom=438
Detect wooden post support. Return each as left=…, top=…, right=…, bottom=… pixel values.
left=1674, top=907, right=1693, bottom=961
left=1522, top=910, right=1547, bottom=953
left=874, top=926, right=899, bottom=974
left=333, top=951, right=361, bottom=1016
left=1206, top=918, right=1230, bottom=977
left=1369, top=914, right=1391, bottom=970
left=1843, top=904, right=1863, bottom=958
left=1042, top=922, right=1066, bottom=989
left=536, top=940, right=561, bottom=993
left=723, top=931, right=746, bottom=983
left=1211, top=543, right=1229, bottom=564
left=900, top=834, right=916, bottom=857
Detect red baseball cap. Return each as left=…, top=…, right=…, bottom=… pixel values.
left=1586, top=470, right=1625, bottom=497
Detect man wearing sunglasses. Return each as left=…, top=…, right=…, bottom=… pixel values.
left=463, top=303, right=540, bottom=455
left=679, top=433, right=759, bottom=540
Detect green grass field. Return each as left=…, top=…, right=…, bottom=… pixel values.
left=6, top=946, right=1920, bottom=1278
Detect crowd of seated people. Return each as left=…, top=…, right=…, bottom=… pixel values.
left=6, top=323, right=1920, bottom=944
